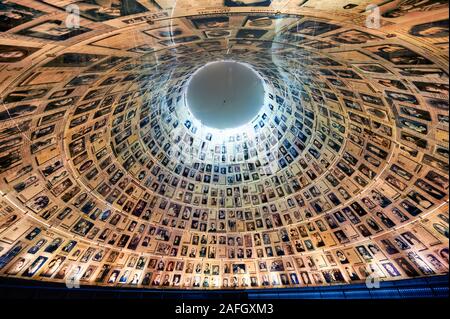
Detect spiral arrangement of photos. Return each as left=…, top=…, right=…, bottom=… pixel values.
left=0, top=0, right=448, bottom=289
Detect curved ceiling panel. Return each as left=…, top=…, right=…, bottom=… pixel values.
left=0, top=0, right=448, bottom=290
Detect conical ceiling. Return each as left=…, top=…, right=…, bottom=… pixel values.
left=0, top=0, right=448, bottom=289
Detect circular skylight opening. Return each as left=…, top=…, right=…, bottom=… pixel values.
left=186, top=61, right=265, bottom=130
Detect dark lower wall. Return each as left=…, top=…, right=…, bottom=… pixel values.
left=0, top=275, right=448, bottom=299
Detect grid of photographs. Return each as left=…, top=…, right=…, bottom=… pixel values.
left=0, top=0, right=448, bottom=290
